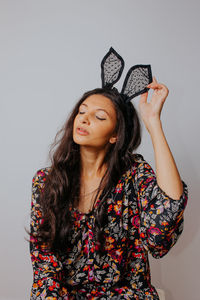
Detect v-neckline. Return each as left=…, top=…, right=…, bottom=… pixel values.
left=71, top=193, right=103, bottom=217
left=70, top=184, right=117, bottom=217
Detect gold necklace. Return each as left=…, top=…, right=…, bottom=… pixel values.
left=79, top=187, right=99, bottom=197
left=79, top=186, right=102, bottom=212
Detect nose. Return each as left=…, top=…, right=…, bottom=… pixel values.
left=79, top=112, right=90, bottom=124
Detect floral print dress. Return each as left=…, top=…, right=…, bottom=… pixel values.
left=30, top=154, right=188, bottom=299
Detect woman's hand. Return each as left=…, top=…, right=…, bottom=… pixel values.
left=138, top=76, right=169, bottom=133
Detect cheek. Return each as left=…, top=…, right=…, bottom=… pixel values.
left=97, top=122, right=116, bottom=138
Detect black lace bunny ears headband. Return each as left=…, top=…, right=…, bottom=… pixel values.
left=101, top=47, right=153, bottom=103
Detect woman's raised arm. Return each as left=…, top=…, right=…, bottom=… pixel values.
left=139, top=76, right=184, bottom=200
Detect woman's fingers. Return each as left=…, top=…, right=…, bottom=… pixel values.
left=139, top=91, right=148, bottom=104
left=147, top=76, right=155, bottom=88
left=147, top=76, right=157, bottom=87
left=147, top=77, right=164, bottom=90
left=153, top=76, right=158, bottom=83
left=147, top=82, right=161, bottom=89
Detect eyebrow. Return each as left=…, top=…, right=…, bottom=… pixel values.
left=80, top=103, right=110, bottom=117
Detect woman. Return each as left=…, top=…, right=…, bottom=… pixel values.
left=29, top=76, right=188, bottom=299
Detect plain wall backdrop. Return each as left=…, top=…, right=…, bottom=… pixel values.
left=0, top=0, right=199, bottom=299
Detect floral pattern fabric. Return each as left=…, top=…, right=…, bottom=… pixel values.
left=30, top=154, right=188, bottom=299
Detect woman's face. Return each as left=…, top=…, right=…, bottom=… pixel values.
left=73, top=94, right=118, bottom=149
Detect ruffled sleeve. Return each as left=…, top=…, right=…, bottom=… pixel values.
left=130, top=154, right=188, bottom=258
left=30, top=169, right=69, bottom=299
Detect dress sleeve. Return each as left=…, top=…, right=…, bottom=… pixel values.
left=131, top=154, right=188, bottom=259
left=30, top=169, right=69, bottom=299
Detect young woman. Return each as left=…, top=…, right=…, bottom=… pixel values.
left=29, top=77, right=188, bottom=299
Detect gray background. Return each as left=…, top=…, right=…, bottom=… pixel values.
left=0, top=0, right=199, bottom=299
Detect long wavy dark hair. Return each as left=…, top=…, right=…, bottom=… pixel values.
left=33, top=87, right=142, bottom=254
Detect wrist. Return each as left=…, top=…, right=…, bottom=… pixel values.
left=146, top=117, right=163, bottom=135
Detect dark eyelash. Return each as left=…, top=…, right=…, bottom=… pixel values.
left=79, top=111, right=106, bottom=120
left=96, top=116, right=106, bottom=120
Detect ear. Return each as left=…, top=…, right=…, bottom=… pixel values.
left=109, top=135, right=118, bottom=144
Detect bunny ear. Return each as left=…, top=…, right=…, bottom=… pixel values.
left=101, top=47, right=125, bottom=88
left=121, top=64, right=153, bottom=103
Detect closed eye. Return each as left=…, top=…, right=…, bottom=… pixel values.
left=79, top=111, right=106, bottom=120
left=96, top=116, right=106, bottom=120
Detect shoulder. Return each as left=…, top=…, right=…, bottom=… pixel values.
left=131, top=153, right=145, bottom=163
left=131, top=153, right=152, bottom=166
left=122, top=153, right=155, bottom=180
left=31, top=167, right=51, bottom=209
left=32, top=167, right=51, bottom=190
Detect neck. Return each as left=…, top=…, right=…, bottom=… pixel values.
left=80, top=145, right=108, bottom=179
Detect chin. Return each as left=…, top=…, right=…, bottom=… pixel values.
left=73, top=134, right=87, bottom=145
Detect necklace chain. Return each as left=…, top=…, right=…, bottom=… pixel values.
left=80, top=187, right=99, bottom=197
left=79, top=185, right=103, bottom=212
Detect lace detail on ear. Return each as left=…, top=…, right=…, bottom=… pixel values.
left=121, top=65, right=152, bottom=102
left=101, top=47, right=125, bottom=88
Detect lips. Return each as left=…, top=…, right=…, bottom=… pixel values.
left=76, top=127, right=89, bottom=135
